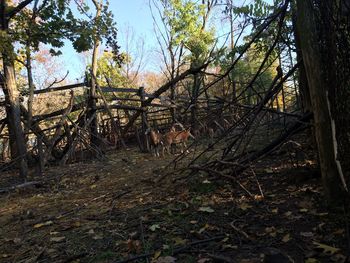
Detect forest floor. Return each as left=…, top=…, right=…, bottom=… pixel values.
left=0, top=138, right=349, bottom=263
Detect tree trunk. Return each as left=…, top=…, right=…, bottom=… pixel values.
left=291, top=0, right=312, bottom=113
left=0, top=3, right=28, bottom=177
left=170, top=49, right=177, bottom=123
left=319, top=0, right=350, bottom=202
left=25, top=44, right=35, bottom=137
left=296, top=0, right=346, bottom=203
left=191, top=72, right=201, bottom=129
left=89, top=0, right=102, bottom=148
left=2, top=56, right=28, bottom=178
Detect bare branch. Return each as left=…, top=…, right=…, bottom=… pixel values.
left=46, top=71, right=69, bottom=89
left=6, top=0, right=35, bottom=20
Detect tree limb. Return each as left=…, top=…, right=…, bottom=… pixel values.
left=6, top=0, right=35, bottom=20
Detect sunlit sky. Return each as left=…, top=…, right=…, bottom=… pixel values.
left=63, top=0, right=158, bottom=80
left=59, top=0, right=273, bottom=82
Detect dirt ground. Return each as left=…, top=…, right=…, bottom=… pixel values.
left=0, top=145, right=349, bottom=263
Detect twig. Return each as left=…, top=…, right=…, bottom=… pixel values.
left=251, top=168, right=264, bottom=199
left=46, top=71, right=69, bottom=89
left=188, top=165, right=255, bottom=199
left=109, top=190, right=132, bottom=216
left=230, top=222, right=252, bottom=241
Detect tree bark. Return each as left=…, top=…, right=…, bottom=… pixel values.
left=190, top=71, right=201, bottom=129
left=291, top=0, right=312, bottom=113
left=25, top=44, right=35, bottom=137
left=0, top=6, right=28, bottom=177
left=296, top=0, right=346, bottom=202
left=88, top=0, right=103, bottom=148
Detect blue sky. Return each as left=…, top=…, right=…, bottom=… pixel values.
left=63, top=0, right=157, bottom=80
left=111, top=0, right=158, bottom=50
left=112, top=0, right=154, bottom=38
left=60, top=0, right=275, bottom=82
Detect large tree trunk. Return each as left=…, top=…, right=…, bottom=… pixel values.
left=291, top=0, right=312, bottom=113
left=296, top=0, right=347, bottom=203
left=88, top=0, right=103, bottom=148
left=2, top=55, right=28, bottom=178
left=319, top=0, right=350, bottom=202
left=0, top=5, right=28, bottom=177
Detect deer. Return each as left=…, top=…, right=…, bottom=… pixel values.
left=145, top=128, right=163, bottom=157
left=162, top=128, right=194, bottom=155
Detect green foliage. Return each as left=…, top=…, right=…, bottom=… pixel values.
left=0, top=30, right=16, bottom=62
left=3, top=0, right=121, bottom=66
left=162, top=0, right=215, bottom=62
left=229, top=0, right=275, bottom=20
left=216, top=44, right=277, bottom=105
left=216, top=0, right=292, bottom=105
left=228, top=0, right=293, bottom=54
left=94, top=51, right=129, bottom=88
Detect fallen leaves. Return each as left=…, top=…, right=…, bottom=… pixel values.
left=198, top=224, right=210, bottom=234
left=265, top=226, right=277, bottom=237
left=198, top=206, right=215, bottom=213
left=0, top=148, right=347, bottom=263
left=312, top=241, right=340, bottom=255
left=50, top=236, right=65, bottom=243
left=149, top=224, right=161, bottom=232
left=271, top=208, right=278, bottom=214
left=127, top=239, right=142, bottom=253
left=33, top=220, right=53, bottom=228
left=238, top=202, right=252, bottom=211
left=254, top=195, right=264, bottom=201
left=172, top=237, right=187, bottom=246
left=282, top=234, right=291, bottom=243
left=300, top=232, right=314, bottom=238
left=284, top=211, right=293, bottom=217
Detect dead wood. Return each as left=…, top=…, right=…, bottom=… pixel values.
left=121, top=61, right=212, bottom=137
left=59, top=112, right=97, bottom=165
left=230, top=222, right=253, bottom=241
left=92, top=73, right=126, bottom=148
left=232, top=112, right=312, bottom=170
left=32, top=101, right=86, bottom=123
left=20, top=105, right=51, bottom=147
left=43, top=90, right=75, bottom=166
left=33, top=82, right=86, bottom=95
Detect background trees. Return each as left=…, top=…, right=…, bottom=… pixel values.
left=0, top=0, right=120, bottom=177
left=151, top=0, right=216, bottom=124
left=0, top=0, right=348, bottom=205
